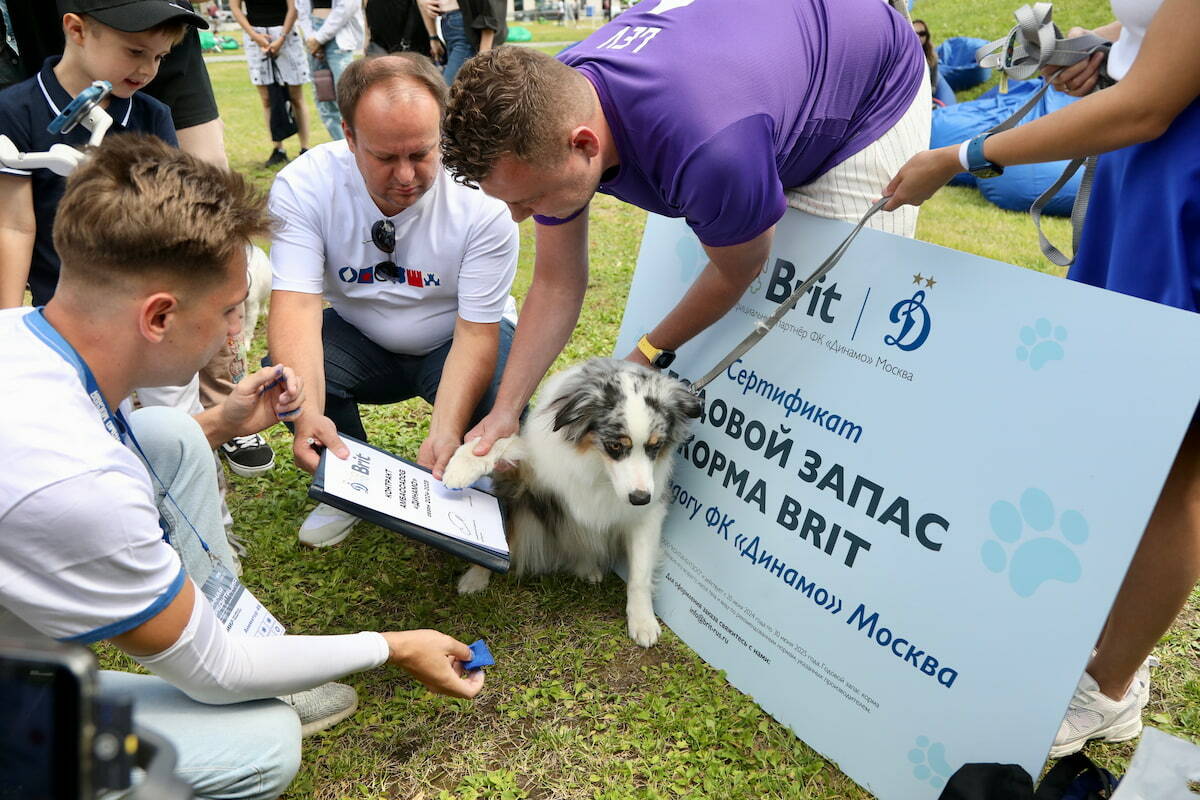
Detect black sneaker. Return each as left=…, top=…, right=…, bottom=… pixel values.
left=220, top=434, right=276, bottom=477
left=265, top=147, right=288, bottom=168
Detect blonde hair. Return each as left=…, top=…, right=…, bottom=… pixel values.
left=54, top=134, right=274, bottom=294
left=442, top=46, right=593, bottom=187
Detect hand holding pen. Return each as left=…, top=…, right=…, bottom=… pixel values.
left=216, top=364, right=306, bottom=443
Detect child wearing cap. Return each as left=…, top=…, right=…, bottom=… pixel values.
left=0, top=0, right=206, bottom=309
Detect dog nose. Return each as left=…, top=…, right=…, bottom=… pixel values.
left=628, top=490, right=651, bottom=506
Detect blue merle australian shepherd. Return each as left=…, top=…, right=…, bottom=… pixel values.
left=442, top=358, right=703, bottom=646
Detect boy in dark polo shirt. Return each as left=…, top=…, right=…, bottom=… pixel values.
left=0, top=0, right=206, bottom=308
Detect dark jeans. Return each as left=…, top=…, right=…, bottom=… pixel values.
left=440, top=9, right=473, bottom=84
left=320, top=307, right=514, bottom=443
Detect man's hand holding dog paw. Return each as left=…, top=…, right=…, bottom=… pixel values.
left=441, top=438, right=492, bottom=489
left=418, top=430, right=462, bottom=481
left=382, top=629, right=485, bottom=698
left=463, top=411, right=520, bottom=459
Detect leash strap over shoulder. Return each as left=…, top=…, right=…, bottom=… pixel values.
left=975, top=3, right=1113, bottom=267
left=689, top=198, right=888, bottom=394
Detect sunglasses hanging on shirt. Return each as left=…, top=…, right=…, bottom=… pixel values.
left=370, top=219, right=400, bottom=282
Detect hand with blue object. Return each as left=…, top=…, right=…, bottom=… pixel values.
left=463, top=639, right=494, bottom=671
left=382, top=629, right=485, bottom=698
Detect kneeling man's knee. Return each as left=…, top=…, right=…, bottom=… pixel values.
left=127, top=406, right=212, bottom=479
left=256, top=708, right=303, bottom=799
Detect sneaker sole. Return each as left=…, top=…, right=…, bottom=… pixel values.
left=299, top=694, right=359, bottom=738
left=222, top=454, right=276, bottom=478
left=1047, top=715, right=1143, bottom=759
left=298, top=524, right=355, bottom=548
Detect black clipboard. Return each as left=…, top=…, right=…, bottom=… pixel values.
left=309, top=436, right=510, bottom=573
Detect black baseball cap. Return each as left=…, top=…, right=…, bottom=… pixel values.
left=60, top=0, right=210, bottom=32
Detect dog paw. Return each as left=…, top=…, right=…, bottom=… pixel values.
left=457, top=564, right=493, bottom=595
left=576, top=566, right=605, bottom=584
left=627, top=611, right=661, bottom=648
left=442, top=441, right=493, bottom=489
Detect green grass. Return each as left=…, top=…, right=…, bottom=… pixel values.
left=104, top=2, right=1199, bottom=797
left=508, top=20, right=600, bottom=42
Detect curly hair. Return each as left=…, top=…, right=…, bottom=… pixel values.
left=54, top=134, right=274, bottom=294
left=442, top=46, right=593, bottom=187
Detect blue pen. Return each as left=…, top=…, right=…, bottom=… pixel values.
left=258, top=366, right=286, bottom=395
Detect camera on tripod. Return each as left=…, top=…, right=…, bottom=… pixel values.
left=0, top=637, right=191, bottom=799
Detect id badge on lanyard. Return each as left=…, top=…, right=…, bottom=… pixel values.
left=24, top=309, right=286, bottom=638
left=200, top=563, right=286, bottom=637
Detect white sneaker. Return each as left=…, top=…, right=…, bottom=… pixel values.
left=279, top=682, right=358, bottom=737
left=298, top=503, right=358, bottom=548
left=1050, top=658, right=1154, bottom=758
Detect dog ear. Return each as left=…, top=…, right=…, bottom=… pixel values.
left=550, top=382, right=601, bottom=443
left=671, top=383, right=704, bottom=420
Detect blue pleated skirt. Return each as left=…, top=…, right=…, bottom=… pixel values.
left=1069, top=96, right=1200, bottom=314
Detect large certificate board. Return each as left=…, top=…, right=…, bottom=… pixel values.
left=617, top=211, right=1200, bottom=799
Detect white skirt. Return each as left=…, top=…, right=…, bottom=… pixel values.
left=245, top=26, right=311, bottom=86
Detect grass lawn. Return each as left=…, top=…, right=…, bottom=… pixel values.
left=110, top=2, right=1199, bottom=797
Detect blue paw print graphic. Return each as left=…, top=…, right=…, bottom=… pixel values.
left=1016, top=318, right=1067, bottom=370
left=908, top=736, right=952, bottom=789
left=982, top=488, right=1089, bottom=598
left=676, top=234, right=706, bottom=284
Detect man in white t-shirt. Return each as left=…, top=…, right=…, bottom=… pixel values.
left=0, top=134, right=484, bottom=800
left=267, top=53, right=519, bottom=547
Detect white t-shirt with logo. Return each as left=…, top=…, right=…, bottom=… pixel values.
left=269, top=141, right=519, bottom=356
left=0, top=308, right=184, bottom=644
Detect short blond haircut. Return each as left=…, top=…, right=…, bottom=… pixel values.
left=54, top=134, right=274, bottom=293
left=442, top=46, right=594, bottom=187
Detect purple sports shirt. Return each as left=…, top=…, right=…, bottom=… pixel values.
left=534, top=0, right=924, bottom=247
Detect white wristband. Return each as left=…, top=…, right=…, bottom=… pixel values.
left=958, top=140, right=971, bottom=171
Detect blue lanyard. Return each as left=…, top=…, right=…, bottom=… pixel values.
left=23, top=308, right=211, bottom=554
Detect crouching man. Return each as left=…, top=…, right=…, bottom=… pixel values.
left=0, top=134, right=484, bottom=800
left=267, top=54, right=519, bottom=548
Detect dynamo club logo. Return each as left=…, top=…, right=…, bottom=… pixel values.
left=884, top=289, right=932, bottom=352
left=338, top=265, right=441, bottom=287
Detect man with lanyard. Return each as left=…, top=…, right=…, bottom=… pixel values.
left=0, top=134, right=484, bottom=800
left=440, top=0, right=929, bottom=458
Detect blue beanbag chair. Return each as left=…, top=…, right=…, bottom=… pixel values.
left=936, top=37, right=992, bottom=92
left=976, top=81, right=1083, bottom=216
left=929, top=79, right=1082, bottom=213
left=930, top=79, right=1044, bottom=187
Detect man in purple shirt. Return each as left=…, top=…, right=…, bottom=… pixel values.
left=441, top=0, right=927, bottom=463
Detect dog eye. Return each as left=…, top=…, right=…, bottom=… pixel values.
left=603, top=441, right=625, bottom=457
